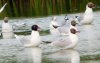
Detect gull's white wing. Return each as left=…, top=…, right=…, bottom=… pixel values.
left=15, top=34, right=30, bottom=44
left=57, top=24, right=69, bottom=35
left=0, top=3, right=7, bottom=13
left=48, top=36, right=72, bottom=48
left=77, top=13, right=84, bottom=22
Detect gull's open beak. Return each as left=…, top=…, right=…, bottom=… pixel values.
left=38, top=27, right=42, bottom=31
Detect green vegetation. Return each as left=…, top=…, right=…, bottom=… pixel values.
left=14, top=30, right=50, bottom=36
left=42, top=54, right=100, bottom=63
left=81, top=54, right=100, bottom=60
left=0, top=0, right=100, bottom=18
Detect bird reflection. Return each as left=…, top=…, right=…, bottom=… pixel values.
left=45, top=49, right=80, bottom=63
left=31, top=47, right=42, bottom=63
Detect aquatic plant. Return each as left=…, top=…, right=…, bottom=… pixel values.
left=0, top=0, right=100, bottom=18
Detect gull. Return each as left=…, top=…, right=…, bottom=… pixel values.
left=48, top=28, right=78, bottom=49
left=77, top=2, right=95, bottom=25
left=59, top=15, right=69, bottom=26
left=0, top=3, right=7, bottom=13
left=74, top=16, right=80, bottom=25
left=69, top=20, right=79, bottom=32
left=15, top=25, right=41, bottom=47
left=49, top=16, right=60, bottom=36
left=57, top=19, right=69, bottom=35
left=1, top=17, right=14, bottom=39
left=57, top=19, right=78, bottom=35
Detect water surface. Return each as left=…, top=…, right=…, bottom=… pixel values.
left=0, top=12, right=100, bottom=63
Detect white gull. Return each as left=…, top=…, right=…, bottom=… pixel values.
left=1, top=17, right=14, bottom=39
left=15, top=25, right=41, bottom=47
left=78, top=2, right=95, bottom=25
left=48, top=28, right=78, bottom=49
left=49, top=16, right=60, bottom=36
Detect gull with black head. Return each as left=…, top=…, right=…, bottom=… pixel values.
left=15, top=25, right=41, bottom=47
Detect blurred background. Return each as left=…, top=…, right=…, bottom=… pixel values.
left=0, top=0, right=100, bottom=18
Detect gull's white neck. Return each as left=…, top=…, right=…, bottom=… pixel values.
left=69, top=33, right=78, bottom=43
left=85, top=5, right=93, bottom=14
left=31, top=30, right=40, bottom=42
left=31, top=30, right=40, bottom=37
left=2, top=22, right=13, bottom=31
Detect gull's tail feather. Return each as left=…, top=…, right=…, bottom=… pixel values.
left=14, top=34, right=22, bottom=42
left=14, top=34, right=21, bottom=40
left=14, top=34, right=30, bottom=44
left=0, top=3, right=7, bottom=13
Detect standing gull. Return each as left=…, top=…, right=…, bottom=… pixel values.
left=49, top=16, right=60, bottom=36
left=79, top=2, right=95, bottom=24
left=15, top=25, right=41, bottom=47
left=2, top=17, right=14, bottom=39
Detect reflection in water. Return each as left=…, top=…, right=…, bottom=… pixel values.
left=16, top=47, right=42, bottom=63
left=83, top=25, right=95, bottom=40
left=45, top=49, right=80, bottom=63
left=31, top=47, right=42, bottom=63
left=82, top=25, right=96, bottom=52
left=81, top=60, right=100, bottom=63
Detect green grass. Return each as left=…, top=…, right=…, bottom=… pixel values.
left=0, top=0, right=100, bottom=18
left=80, top=54, right=100, bottom=60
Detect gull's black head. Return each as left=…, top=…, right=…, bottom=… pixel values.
left=52, top=25, right=59, bottom=29
left=87, top=2, right=95, bottom=8
left=4, top=17, right=8, bottom=23
left=31, top=25, right=39, bottom=31
left=75, top=16, right=78, bottom=18
left=70, top=28, right=76, bottom=34
left=71, top=20, right=77, bottom=26
left=65, top=18, right=69, bottom=21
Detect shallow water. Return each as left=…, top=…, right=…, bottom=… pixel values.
left=0, top=11, right=100, bottom=63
